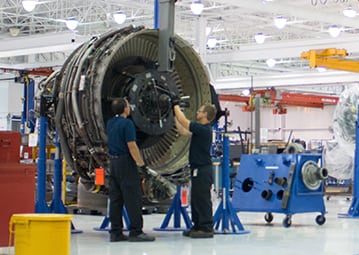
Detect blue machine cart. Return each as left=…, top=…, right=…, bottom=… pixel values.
left=232, top=153, right=328, bottom=227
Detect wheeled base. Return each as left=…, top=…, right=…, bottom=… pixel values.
left=263, top=212, right=326, bottom=228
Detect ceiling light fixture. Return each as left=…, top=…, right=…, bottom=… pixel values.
left=274, top=16, right=287, bottom=29
left=113, top=11, right=126, bottom=24
left=9, top=27, right=20, bottom=37
left=266, top=58, right=277, bottom=67
left=328, top=25, right=341, bottom=38
left=242, top=89, right=251, bottom=96
left=206, top=27, right=212, bottom=36
left=66, top=17, right=79, bottom=31
left=254, top=33, right=266, bottom=44
left=343, top=7, right=357, bottom=18
left=22, top=0, right=38, bottom=12
left=207, top=37, right=217, bottom=48
left=190, top=1, right=204, bottom=15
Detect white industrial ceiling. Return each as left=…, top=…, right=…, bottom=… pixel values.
left=1, top=0, right=359, bottom=94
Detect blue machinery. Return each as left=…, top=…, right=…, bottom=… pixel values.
left=35, top=95, right=67, bottom=214
left=232, top=153, right=328, bottom=227
left=35, top=95, right=51, bottom=213
left=20, top=77, right=36, bottom=134
left=213, top=129, right=249, bottom=234
left=35, top=95, right=82, bottom=233
left=153, top=185, right=192, bottom=231
left=231, top=109, right=359, bottom=225
left=93, top=200, right=130, bottom=231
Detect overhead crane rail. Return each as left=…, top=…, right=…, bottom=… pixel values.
left=301, top=48, right=359, bottom=72
left=219, top=89, right=339, bottom=113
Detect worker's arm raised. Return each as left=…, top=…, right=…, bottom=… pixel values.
left=175, top=117, right=192, bottom=137
left=173, top=105, right=190, bottom=130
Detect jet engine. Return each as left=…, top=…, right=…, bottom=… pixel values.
left=38, top=25, right=212, bottom=203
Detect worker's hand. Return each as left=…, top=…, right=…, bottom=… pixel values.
left=169, top=92, right=180, bottom=106
left=138, top=165, right=148, bottom=175
left=138, top=165, right=158, bottom=177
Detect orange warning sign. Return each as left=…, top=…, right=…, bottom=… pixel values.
left=95, top=168, right=105, bottom=186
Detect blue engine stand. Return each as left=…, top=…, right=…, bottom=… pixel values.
left=36, top=95, right=82, bottom=233
left=153, top=185, right=192, bottom=231
left=49, top=132, right=83, bottom=233
left=213, top=133, right=249, bottom=234
left=35, top=115, right=50, bottom=213
left=50, top=133, right=67, bottom=214
left=94, top=199, right=130, bottom=231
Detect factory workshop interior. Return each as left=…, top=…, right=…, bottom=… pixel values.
left=2, top=0, right=359, bottom=254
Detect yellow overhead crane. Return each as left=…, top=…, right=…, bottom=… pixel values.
left=301, top=48, right=359, bottom=72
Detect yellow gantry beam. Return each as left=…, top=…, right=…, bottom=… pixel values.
left=301, top=48, right=359, bottom=73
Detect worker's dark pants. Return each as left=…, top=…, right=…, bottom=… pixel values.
left=190, top=165, right=213, bottom=232
left=109, top=155, right=143, bottom=237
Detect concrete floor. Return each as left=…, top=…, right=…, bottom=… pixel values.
left=1, top=195, right=359, bottom=255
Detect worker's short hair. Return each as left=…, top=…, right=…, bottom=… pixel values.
left=111, top=98, right=127, bottom=115
left=202, top=103, right=217, bottom=122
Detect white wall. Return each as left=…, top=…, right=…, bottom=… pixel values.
left=218, top=100, right=336, bottom=147
left=0, top=85, right=9, bottom=130
left=0, top=78, right=24, bottom=130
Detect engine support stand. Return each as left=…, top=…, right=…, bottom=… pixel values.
left=153, top=186, right=192, bottom=231
left=213, top=109, right=249, bottom=234
left=94, top=200, right=130, bottom=232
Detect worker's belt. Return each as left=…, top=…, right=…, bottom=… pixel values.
left=109, top=154, right=126, bottom=159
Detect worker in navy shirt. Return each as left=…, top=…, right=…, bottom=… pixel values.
left=173, top=101, right=217, bottom=238
left=106, top=98, right=155, bottom=242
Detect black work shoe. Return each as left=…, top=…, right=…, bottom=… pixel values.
left=128, top=233, right=155, bottom=242
left=189, top=230, right=214, bottom=238
left=182, top=229, right=191, bottom=237
left=110, top=233, right=128, bottom=242
left=183, top=228, right=197, bottom=237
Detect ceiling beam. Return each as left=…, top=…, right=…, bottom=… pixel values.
left=205, top=34, right=359, bottom=63
left=213, top=70, right=359, bottom=91
left=212, top=0, right=359, bottom=28
left=0, top=32, right=91, bottom=58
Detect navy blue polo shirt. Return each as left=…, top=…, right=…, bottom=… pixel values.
left=106, top=115, right=136, bottom=156
left=189, top=122, right=213, bottom=168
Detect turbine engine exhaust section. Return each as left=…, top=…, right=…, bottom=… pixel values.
left=39, top=25, right=212, bottom=202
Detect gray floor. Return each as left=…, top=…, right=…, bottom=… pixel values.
left=2, top=195, right=359, bottom=255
